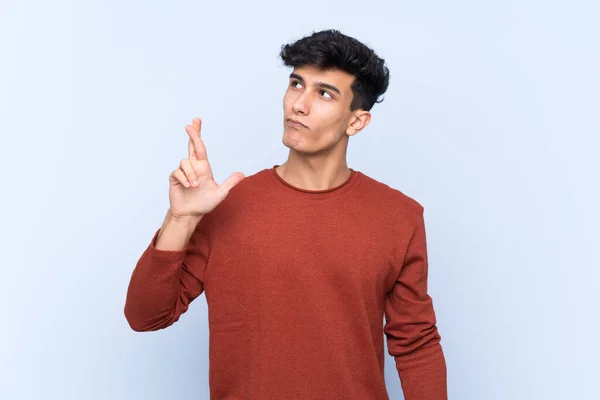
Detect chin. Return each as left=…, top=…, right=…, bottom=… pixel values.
left=281, top=135, right=297, bottom=151
left=282, top=127, right=301, bottom=148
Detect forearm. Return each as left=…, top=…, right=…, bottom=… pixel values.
left=396, top=342, right=448, bottom=400
left=124, top=211, right=203, bottom=331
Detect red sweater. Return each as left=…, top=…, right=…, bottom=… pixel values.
left=124, top=165, right=447, bottom=399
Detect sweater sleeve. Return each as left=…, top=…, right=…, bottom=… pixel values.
left=384, top=209, right=448, bottom=399
left=124, top=216, right=211, bottom=332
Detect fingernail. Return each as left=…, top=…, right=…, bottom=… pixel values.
left=185, top=181, right=190, bottom=187
left=192, top=180, right=198, bottom=186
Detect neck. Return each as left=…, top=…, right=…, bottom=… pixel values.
left=276, top=151, right=351, bottom=191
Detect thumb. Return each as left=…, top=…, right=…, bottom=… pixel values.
left=219, top=172, right=245, bottom=196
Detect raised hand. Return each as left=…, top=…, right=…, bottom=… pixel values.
left=168, top=117, right=245, bottom=221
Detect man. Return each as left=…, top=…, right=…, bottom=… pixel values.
left=125, top=29, right=447, bottom=399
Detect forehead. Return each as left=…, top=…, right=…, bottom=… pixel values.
left=291, top=65, right=355, bottom=95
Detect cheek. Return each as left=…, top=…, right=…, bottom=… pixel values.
left=317, top=110, right=345, bottom=131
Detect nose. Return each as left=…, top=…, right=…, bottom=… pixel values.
left=292, top=92, right=309, bottom=115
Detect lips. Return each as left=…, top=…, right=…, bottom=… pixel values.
left=287, top=118, right=307, bottom=128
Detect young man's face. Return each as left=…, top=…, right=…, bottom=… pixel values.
left=282, top=65, right=370, bottom=156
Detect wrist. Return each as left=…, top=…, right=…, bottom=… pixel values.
left=167, top=209, right=203, bottom=226
left=154, top=210, right=202, bottom=251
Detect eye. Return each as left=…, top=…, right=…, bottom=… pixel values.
left=290, top=80, right=302, bottom=88
left=320, top=90, right=333, bottom=99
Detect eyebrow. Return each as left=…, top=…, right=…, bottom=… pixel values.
left=289, top=72, right=341, bottom=96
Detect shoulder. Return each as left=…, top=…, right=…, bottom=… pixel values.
left=356, top=171, right=424, bottom=222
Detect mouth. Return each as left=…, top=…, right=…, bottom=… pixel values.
left=287, top=118, right=308, bottom=128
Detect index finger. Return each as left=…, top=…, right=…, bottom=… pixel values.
left=186, top=118, right=202, bottom=160
left=186, top=123, right=208, bottom=161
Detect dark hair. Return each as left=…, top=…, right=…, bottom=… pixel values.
left=279, top=29, right=390, bottom=112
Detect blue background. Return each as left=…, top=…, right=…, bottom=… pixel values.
left=1, top=0, right=598, bottom=398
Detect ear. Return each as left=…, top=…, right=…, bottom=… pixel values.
left=346, top=111, right=371, bottom=137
